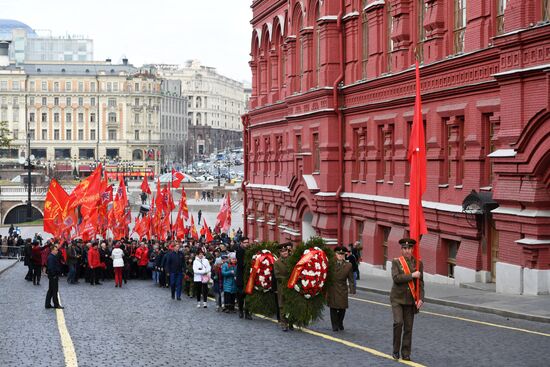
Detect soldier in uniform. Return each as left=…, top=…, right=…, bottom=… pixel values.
left=327, top=246, right=356, bottom=332
left=390, top=238, right=424, bottom=361
left=273, top=242, right=293, bottom=331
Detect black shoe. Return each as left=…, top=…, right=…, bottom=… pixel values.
left=171, top=294, right=175, bottom=300
left=332, top=327, right=339, bottom=332
left=244, top=312, right=252, bottom=320
left=45, top=305, right=53, bottom=309
left=177, top=297, right=181, bottom=301
left=392, top=353, right=400, bottom=360
left=402, top=356, right=410, bottom=361
left=95, top=282, right=102, bottom=285
left=288, top=324, right=294, bottom=330
left=54, top=306, right=64, bottom=309
left=239, top=311, right=244, bottom=319
left=339, top=325, right=344, bottom=331
left=36, top=283, right=40, bottom=286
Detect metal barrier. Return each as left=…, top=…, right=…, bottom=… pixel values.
left=0, top=246, right=23, bottom=261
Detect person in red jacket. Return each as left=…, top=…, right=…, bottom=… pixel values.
left=135, top=242, right=149, bottom=280
left=87, top=242, right=102, bottom=285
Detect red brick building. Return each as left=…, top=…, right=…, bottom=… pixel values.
left=243, top=0, right=550, bottom=295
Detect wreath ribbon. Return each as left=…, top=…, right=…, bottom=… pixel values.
left=245, top=252, right=275, bottom=294
left=287, top=249, right=325, bottom=290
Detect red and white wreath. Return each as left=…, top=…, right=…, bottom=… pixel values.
left=247, top=250, right=277, bottom=293
left=288, top=247, right=328, bottom=299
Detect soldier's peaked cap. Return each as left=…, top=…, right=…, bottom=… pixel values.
left=334, top=246, right=347, bottom=254
left=399, top=238, right=417, bottom=247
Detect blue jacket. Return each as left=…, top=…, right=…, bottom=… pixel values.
left=47, top=253, right=62, bottom=276
left=221, top=262, right=237, bottom=293
left=164, top=251, right=185, bottom=274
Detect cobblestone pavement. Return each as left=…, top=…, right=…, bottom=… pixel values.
left=1, top=263, right=549, bottom=367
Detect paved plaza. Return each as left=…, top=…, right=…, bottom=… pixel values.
left=1, top=262, right=548, bottom=367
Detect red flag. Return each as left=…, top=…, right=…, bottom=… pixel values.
left=203, top=218, right=213, bottom=243
left=171, top=169, right=185, bottom=188
left=407, top=61, right=428, bottom=302
left=190, top=216, right=199, bottom=240
left=163, top=185, right=175, bottom=215
left=65, top=163, right=103, bottom=218
left=140, top=175, right=151, bottom=194
left=43, top=179, right=69, bottom=237
left=155, top=179, right=165, bottom=213
left=216, top=194, right=232, bottom=233
left=178, top=189, right=189, bottom=221
left=174, top=214, right=185, bottom=240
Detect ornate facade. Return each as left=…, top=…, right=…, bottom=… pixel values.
left=244, top=0, right=550, bottom=294
left=0, top=61, right=171, bottom=176
left=154, top=61, right=245, bottom=163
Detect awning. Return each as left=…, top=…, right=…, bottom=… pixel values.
left=462, top=190, right=499, bottom=215
left=56, top=164, right=72, bottom=172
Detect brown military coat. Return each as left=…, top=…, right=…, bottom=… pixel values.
left=327, top=260, right=355, bottom=309
left=274, top=256, right=290, bottom=306
left=390, top=257, right=425, bottom=306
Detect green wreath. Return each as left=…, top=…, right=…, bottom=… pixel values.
left=243, top=242, right=280, bottom=317
left=281, top=237, right=335, bottom=327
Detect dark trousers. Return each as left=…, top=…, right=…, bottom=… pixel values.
left=89, top=267, right=100, bottom=284
left=330, top=308, right=346, bottom=330
left=236, top=289, right=247, bottom=313
left=45, top=275, right=60, bottom=307
left=170, top=273, right=183, bottom=299
left=67, top=264, right=77, bottom=284
left=32, top=264, right=41, bottom=285
left=138, top=265, right=147, bottom=280
left=194, top=281, right=208, bottom=302
left=392, top=304, right=415, bottom=358
left=25, top=264, right=33, bottom=280
left=224, top=292, right=235, bottom=307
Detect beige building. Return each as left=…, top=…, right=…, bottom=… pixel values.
left=0, top=60, right=179, bottom=176
left=153, top=60, right=244, bottom=162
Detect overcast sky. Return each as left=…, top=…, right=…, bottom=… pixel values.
left=2, top=0, right=253, bottom=82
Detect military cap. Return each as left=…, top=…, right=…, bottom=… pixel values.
left=334, top=246, right=347, bottom=254
left=279, top=243, right=290, bottom=251
left=398, top=238, right=417, bottom=248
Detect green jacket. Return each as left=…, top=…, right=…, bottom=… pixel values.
left=390, top=257, right=425, bottom=306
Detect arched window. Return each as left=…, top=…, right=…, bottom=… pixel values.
left=132, top=149, right=143, bottom=160
left=196, top=112, right=202, bottom=125
left=196, top=96, right=202, bottom=108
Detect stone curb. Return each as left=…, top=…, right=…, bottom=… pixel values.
left=0, top=260, right=19, bottom=277
left=357, top=285, right=550, bottom=324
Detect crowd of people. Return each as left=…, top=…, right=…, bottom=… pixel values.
left=15, top=224, right=423, bottom=361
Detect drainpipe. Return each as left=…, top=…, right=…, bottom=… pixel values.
left=333, top=3, right=345, bottom=246
left=241, top=114, right=250, bottom=237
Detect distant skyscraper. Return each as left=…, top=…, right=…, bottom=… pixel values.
left=0, top=19, right=93, bottom=63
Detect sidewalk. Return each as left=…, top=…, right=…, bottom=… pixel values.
left=0, top=259, right=18, bottom=276
left=357, top=275, right=550, bottom=323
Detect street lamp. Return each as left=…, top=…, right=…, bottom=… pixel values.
left=19, top=152, right=35, bottom=221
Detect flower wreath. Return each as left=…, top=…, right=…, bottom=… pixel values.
left=287, top=247, right=328, bottom=299
left=245, top=249, right=277, bottom=294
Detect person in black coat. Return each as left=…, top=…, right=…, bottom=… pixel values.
left=235, top=237, right=252, bottom=320
left=164, top=243, right=186, bottom=300
left=45, top=245, right=64, bottom=309
left=24, top=238, right=33, bottom=281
